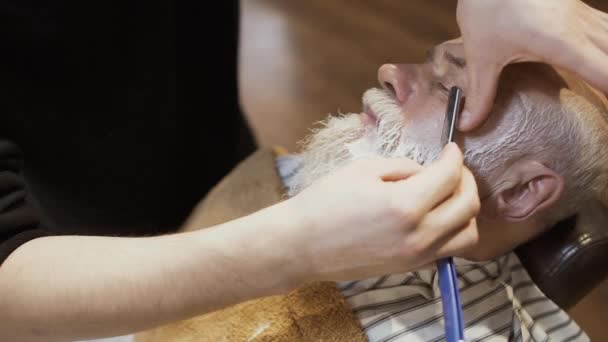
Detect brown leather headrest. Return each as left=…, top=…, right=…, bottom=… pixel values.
left=515, top=200, right=608, bottom=309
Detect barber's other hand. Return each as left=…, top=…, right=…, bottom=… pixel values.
left=282, top=143, right=480, bottom=283
left=457, top=0, right=608, bottom=131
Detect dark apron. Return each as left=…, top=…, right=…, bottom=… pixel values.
left=1, top=0, right=255, bottom=236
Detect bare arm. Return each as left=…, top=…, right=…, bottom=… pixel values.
left=0, top=144, right=480, bottom=342
left=0, top=202, right=302, bottom=342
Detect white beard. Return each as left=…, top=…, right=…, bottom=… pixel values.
left=286, top=88, right=441, bottom=196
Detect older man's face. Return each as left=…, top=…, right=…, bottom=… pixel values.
left=366, top=38, right=605, bottom=196
left=370, top=39, right=468, bottom=159
left=290, top=39, right=574, bottom=196
left=287, top=40, right=479, bottom=196
left=288, top=39, right=607, bottom=260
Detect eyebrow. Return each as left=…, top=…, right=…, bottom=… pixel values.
left=425, top=47, right=466, bottom=69
left=445, top=51, right=466, bottom=69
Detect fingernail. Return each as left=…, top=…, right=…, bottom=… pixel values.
left=440, top=143, right=455, bottom=158
left=442, top=142, right=463, bottom=159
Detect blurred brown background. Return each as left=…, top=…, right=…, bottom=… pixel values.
left=239, top=0, right=608, bottom=339
left=240, top=0, right=608, bottom=150
left=240, top=0, right=459, bottom=151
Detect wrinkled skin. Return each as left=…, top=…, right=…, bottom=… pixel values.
left=372, top=38, right=608, bottom=260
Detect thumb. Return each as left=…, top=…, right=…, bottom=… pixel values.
left=372, top=158, right=422, bottom=182
left=459, top=58, right=502, bottom=132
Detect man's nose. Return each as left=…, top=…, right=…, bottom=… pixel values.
left=377, top=64, right=415, bottom=105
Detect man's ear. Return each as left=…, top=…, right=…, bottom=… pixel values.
left=491, top=160, right=565, bottom=221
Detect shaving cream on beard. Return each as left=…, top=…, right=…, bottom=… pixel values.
left=286, top=88, right=440, bottom=197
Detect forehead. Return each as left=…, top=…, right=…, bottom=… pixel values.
left=429, top=39, right=607, bottom=121
left=433, top=38, right=597, bottom=101
left=436, top=38, right=464, bottom=57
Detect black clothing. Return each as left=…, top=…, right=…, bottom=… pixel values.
left=0, top=1, right=255, bottom=263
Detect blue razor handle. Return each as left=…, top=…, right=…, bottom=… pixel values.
left=437, top=86, right=465, bottom=342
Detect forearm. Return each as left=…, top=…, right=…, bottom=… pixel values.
left=0, top=202, right=304, bottom=342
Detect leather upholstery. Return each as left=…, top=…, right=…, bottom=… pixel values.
left=516, top=201, right=608, bottom=309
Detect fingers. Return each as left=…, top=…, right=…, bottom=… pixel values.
left=459, top=54, right=502, bottom=132
left=341, top=158, right=421, bottom=181
left=573, top=45, right=608, bottom=95
left=414, top=168, right=480, bottom=248
left=546, top=32, right=608, bottom=95
left=375, top=158, right=423, bottom=182
left=396, top=143, right=464, bottom=214
left=434, top=219, right=480, bottom=259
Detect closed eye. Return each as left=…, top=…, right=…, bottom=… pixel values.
left=437, top=82, right=450, bottom=93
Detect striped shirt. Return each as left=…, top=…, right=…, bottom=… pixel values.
left=338, top=255, right=587, bottom=342
left=277, top=155, right=589, bottom=342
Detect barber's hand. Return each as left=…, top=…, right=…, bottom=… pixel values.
left=283, top=143, right=480, bottom=282
left=457, top=0, right=608, bottom=131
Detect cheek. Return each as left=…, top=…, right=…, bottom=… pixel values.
left=401, top=98, right=446, bottom=149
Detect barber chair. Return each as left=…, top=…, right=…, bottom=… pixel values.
left=133, top=150, right=607, bottom=341
left=516, top=200, right=608, bottom=309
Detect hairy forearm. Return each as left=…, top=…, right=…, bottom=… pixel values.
left=0, top=202, right=303, bottom=342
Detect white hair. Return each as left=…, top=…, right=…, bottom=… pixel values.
left=463, top=64, right=606, bottom=222
left=286, top=88, right=438, bottom=196
left=287, top=64, right=608, bottom=223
